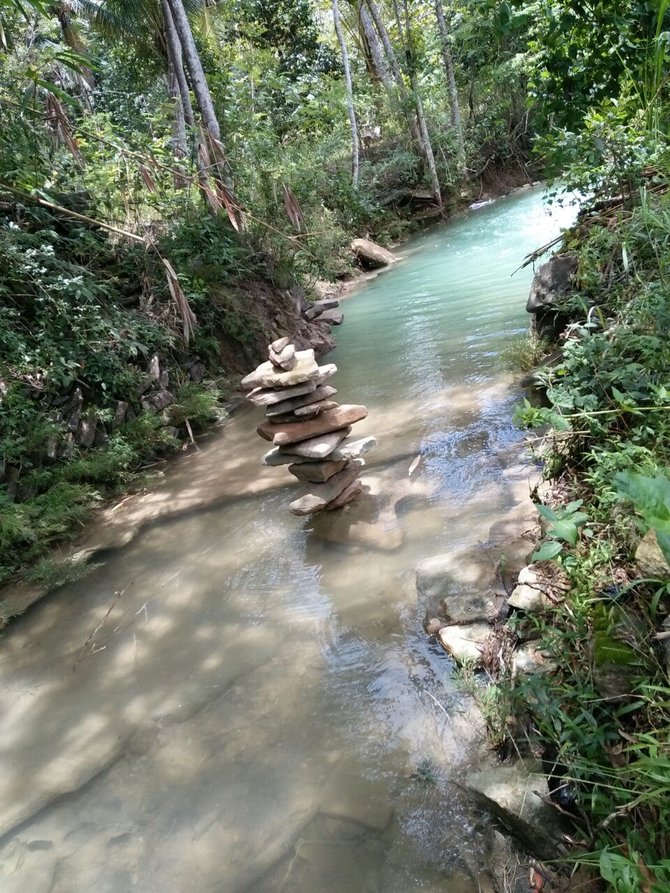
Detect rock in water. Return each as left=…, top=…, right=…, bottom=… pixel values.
left=351, top=238, right=397, bottom=269
left=248, top=380, right=317, bottom=407
left=288, top=460, right=347, bottom=483
left=269, top=400, right=338, bottom=424
left=325, top=480, right=362, bottom=510
left=280, top=427, right=352, bottom=460
left=243, top=340, right=375, bottom=515
left=289, top=460, right=364, bottom=515
left=265, top=385, right=337, bottom=417
left=257, top=404, right=368, bottom=445
left=262, top=448, right=310, bottom=467
left=240, top=349, right=320, bottom=390
left=438, top=624, right=491, bottom=667
left=330, top=436, right=378, bottom=461
left=316, top=309, right=343, bottom=326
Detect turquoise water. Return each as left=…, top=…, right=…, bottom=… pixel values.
left=0, top=187, right=575, bottom=893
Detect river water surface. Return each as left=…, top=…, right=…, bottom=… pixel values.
left=0, top=187, right=575, bottom=892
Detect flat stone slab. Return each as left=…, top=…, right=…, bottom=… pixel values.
left=248, top=380, right=317, bottom=407
left=279, top=427, right=352, bottom=460
left=289, top=460, right=347, bottom=483
left=258, top=405, right=368, bottom=446
left=438, top=623, right=492, bottom=667
left=316, top=309, right=343, bottom=326
left=304, top=299, right=339, bottom=320
left=270, top=399, right=338, bottom=424
left=241, top=349, right=320, bottom=390
left=330, top=436, right=378, bottom=461
left=265, top=385, right=337, bottom=417
left=325, top=480, right=362, bottom=510
left=294, top=399, right=339, bottom=418
left=262, top=448, right=310, bottom=467
left=289, top=460, right=363, bottom=515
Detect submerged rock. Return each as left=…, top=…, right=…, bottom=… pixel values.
left=438, top=623, right=491, bottom=666
left=289, top=460, right=364, bottom=516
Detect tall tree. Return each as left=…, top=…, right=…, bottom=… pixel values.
left=165, top=0, right=234, bottom=192
left=365, top=0, right=442, bottom=208
left=332, top=0, right=359, bottom=188
left=358, top=1, right=391, bottom=90
left=434, top=0, right=465, bottom=171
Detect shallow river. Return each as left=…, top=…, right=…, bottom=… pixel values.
left=0, top=187, right=575, bottom=892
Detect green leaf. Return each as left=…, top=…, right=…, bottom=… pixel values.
left=536, top=503, right=558, bottom=522
left=532, top=541, right=563, bottom=562
left=550, top=519, right=579, bottom=546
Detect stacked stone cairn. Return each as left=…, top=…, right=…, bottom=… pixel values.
left=241, top=338, right=376, bottom=515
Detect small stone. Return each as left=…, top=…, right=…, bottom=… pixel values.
left=148, top=354, right=161, bottom=381
left=257, top=404, right=368, bottom=446
left=270, top=336, right=290, bottom=353
left=508, top=564, right=565, bottom=613
left=187, top=359, right=207, bottom=383
left=269, top=342, right=296, bottom=371
left=112, top=401, right=128, bottom=430
left=142, top=389, right=174, bottom=412
left=438, top=623, right=491, bottom=667
left=635, top=529, right=670, bottom=579
left=288, top=460, right=347, bottom=483
left=293, top=399, right=339, bottom=418
left=331, top=436, right=378, bottom=461
left=66, top=387, right=83, bottom=432
left=265, top=385, right=337, bottom=417
left=289, top=459, right=364, bottom=515
left=76, top=415, right=97, bottom=448
left=241, top=349, right=319, bottom=390
left=425, top=617, right=444, bottom=636
left=325, top=480, right=363, bottom=510
left=512, top=643, right=556, bottom=676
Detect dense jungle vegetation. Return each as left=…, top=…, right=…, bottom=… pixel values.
left=1, top=1, right=670, bottom=888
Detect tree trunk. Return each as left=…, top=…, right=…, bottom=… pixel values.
left=400, top=0, right=442, bottom=209
left=167, top=71, right=188, bottom=157
left=434, top=0, right=465, bottom=172
left=359, top=3, right=391, bottom=90
left=162, top=0, right=195, bottom=129
left=364, top=1, right=422, bottom=151
left=53, top=1, right=95, bottom=90
left=165, top=0, right=234, bottom=190
left=332, top=0, right=359, bottom=188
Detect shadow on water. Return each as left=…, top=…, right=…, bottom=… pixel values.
left=0, top=187, right=577, bottom=892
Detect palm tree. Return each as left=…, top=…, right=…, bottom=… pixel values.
left=332, top=0, right=360, bottom=188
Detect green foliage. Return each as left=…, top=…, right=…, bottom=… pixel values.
left=616, top=470, right=670, bottom=567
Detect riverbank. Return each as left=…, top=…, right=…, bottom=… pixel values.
left=439, top=186, right=670, bottom=890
